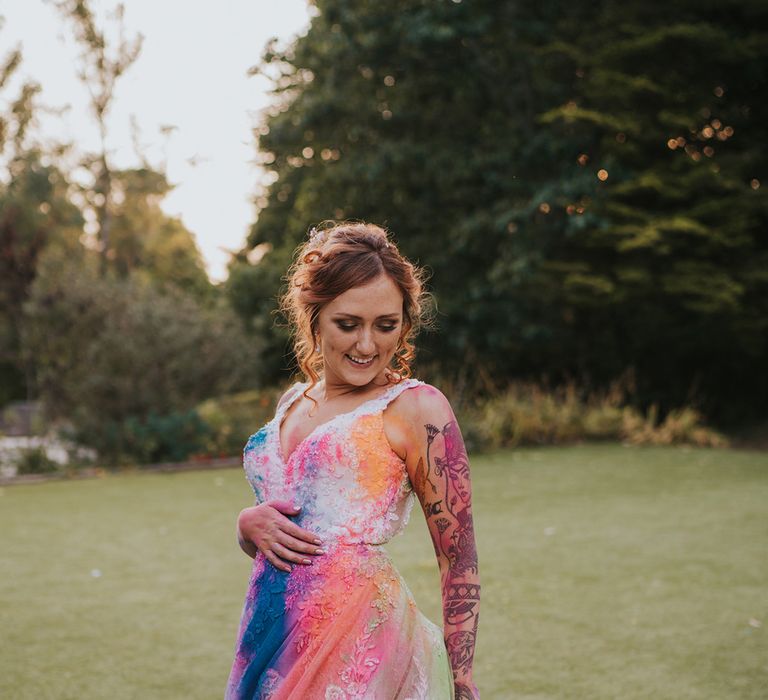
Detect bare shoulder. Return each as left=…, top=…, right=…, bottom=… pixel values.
left=384, top=382, right=458, bottom=459
left=275, top=381, right=304, bottom=412
left=391, top=382, right=455, bottom=424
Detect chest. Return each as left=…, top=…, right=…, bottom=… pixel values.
left=278, top=396, right=409, bottom=465
left=249, top=410, right=406, bottom=500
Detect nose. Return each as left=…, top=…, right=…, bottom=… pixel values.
left=355, top=327, right=376, bottom=355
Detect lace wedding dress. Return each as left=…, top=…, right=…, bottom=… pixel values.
left=225, top=378, right=454, bottom=699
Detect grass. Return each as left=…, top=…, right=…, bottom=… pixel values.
left=0, top=443, right=766, bottom=699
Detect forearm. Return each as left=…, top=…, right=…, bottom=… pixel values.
left=403, top=394, right=481, bottom=697
left=441, top=565, right=481, bottom=698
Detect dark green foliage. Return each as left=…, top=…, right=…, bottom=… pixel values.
left=0, top=16, right=85, bottom=402
left=15, top=446, right=59, bottom=474
left=93, top=409, right=212, bottom=465
left=510, top=1, right=768, bottom=424
left=0, top=151, right=83, bottom=403
left=21, top=250, right=260, bottom=463
left=106, top=167, right=214, bottom=302
left=236, top=0, right=768, bottom=424
left=197, top=387, right=286, bottom=458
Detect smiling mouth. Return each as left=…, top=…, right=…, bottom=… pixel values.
left=345, top=353, right=377, bottom=367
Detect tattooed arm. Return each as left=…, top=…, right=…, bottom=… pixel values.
left=388, top=384, right=481, bottom=700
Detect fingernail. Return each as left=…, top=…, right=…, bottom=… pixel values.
left=294, top=504, right=301, bottom=509
left=303, top=558, right=312, bottom=565
left=315, top=549, right=324, bottom=555
left=314, top=538, right=322, bottom=545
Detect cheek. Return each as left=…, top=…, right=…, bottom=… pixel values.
left=378, top=336, right=400, bottom=356
left=326, top=331, right=357, bottom=353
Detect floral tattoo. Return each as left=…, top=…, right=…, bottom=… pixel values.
left=418, top=420, right=480, bottom=694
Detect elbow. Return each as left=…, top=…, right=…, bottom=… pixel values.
left=443, top=558, right=480, bottom=582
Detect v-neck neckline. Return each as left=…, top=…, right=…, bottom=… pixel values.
left=275, top=379, right=411, bottom=465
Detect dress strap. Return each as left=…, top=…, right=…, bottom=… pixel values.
left=276, top=377, right=425, bottom=424
left=275, top=381, right=308, bottom=420
left=360, top=377, right=426, bottom=416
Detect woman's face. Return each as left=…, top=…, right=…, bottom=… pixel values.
left=316, top=273, right=404, bottom=388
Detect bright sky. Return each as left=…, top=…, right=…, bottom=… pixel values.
left=1, top=0, right=312, bottom=282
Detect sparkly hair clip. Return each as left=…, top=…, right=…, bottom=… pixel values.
left=309, top=226, right=326, bottom=245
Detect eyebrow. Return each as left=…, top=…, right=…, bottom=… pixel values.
left=332, top=313, right=401, bottom=320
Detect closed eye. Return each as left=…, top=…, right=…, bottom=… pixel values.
left=336, top=322, right=398, bottom=332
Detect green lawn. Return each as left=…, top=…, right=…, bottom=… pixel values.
left=1, top=443, right=766, bottom=699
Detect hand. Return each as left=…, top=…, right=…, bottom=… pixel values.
left=237, top=500, right=325, bottom=572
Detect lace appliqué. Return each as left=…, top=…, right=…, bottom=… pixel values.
left=240, top=558, right=288, bottom=645
left=256, top=668, right=283, bottom=700
left=293, top=581, right=342, bottom=654
left=229, top=378, right=456, bottom=700
left=285, top=544, right=398, bottom=659
left=334, top=551, right=400, bottom=699
left=243, top=428, right=270, bottom=501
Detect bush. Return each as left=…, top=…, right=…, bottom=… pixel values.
left=80, top=410, right=213, bottom=466
left=22, top=250, right=261, bottom=465
left=461, top=379, right=728, bottom=452
left=15, top=446, right=60, bottom=474
left=196, top=387, right=286, bottom=457
left=621, top=404, right=728, bottom=448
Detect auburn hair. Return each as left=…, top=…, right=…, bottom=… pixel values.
left=279, top=220, right=433, bottom=408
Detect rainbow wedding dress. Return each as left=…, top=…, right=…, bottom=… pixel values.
left=225, top=378, right=454, bottom=700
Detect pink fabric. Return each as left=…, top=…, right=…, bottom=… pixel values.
left=225, top=379, right=454, bottom=699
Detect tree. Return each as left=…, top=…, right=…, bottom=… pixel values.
left=490, top=3, right=768, bottom=422
left=108, top=166, right=212, bottom=300
left=48, top=2, right=212, bottom=299
left=47, top=0, right=143, bottom=274
left=21, top=247, right=260, bottom=462
left=234, top=0, right=768, bottom=423
left=0, top=17, right=83, bottom=403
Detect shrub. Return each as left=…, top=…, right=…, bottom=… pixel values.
left=15, top=446, right=60, bottom=474
left=461, top=380, right=728, bottom=452
left=21, top=251, right=261, bottom=465
left=621, top=405, right=728, bottom=447
left=79, top=410, right=213, bottom=466
left=197, top=387, right=286, bottom=457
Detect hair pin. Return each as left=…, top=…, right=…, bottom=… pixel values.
left=309, top=226, right=326, bottom=244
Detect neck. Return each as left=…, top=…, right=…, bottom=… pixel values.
left=316, top=372, right=390, bottom=402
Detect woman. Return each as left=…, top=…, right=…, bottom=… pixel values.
left=226, top=222, right=481, bottom=699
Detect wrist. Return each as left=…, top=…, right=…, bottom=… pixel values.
left=453, top=678, right=479, bottom=700
left=237, top=505, right=257, bottom=535
left=236, top=507, right=259, bottom=558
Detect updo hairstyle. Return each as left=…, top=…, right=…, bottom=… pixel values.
left=279, top=221, right=433, bottom=406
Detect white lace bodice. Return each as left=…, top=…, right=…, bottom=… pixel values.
left=243, top=378, right=425, bottom=545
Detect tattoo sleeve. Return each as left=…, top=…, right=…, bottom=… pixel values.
left=414, top=417, right=481, bottom=698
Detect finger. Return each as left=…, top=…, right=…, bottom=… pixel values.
left=272, top=541, right=314, bottom=566
left=282, top=521, right=324, bottom=544
left=275, top=531, right=324, bottom=556
left=263, top=548, right=292, bottom=573
left=268, top=499, right=302, bottom=515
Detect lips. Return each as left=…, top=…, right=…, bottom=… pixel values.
left=345, top=353, right=376, bottom=367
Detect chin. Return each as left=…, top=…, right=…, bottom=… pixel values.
left=343, top=367, right=378, bottom=384
left=336, top=353, right=389, bottom=383
left=346, top=374, right=373, bottom=387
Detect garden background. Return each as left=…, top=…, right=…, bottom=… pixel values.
left=1, top=1, right=766, bottom=698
